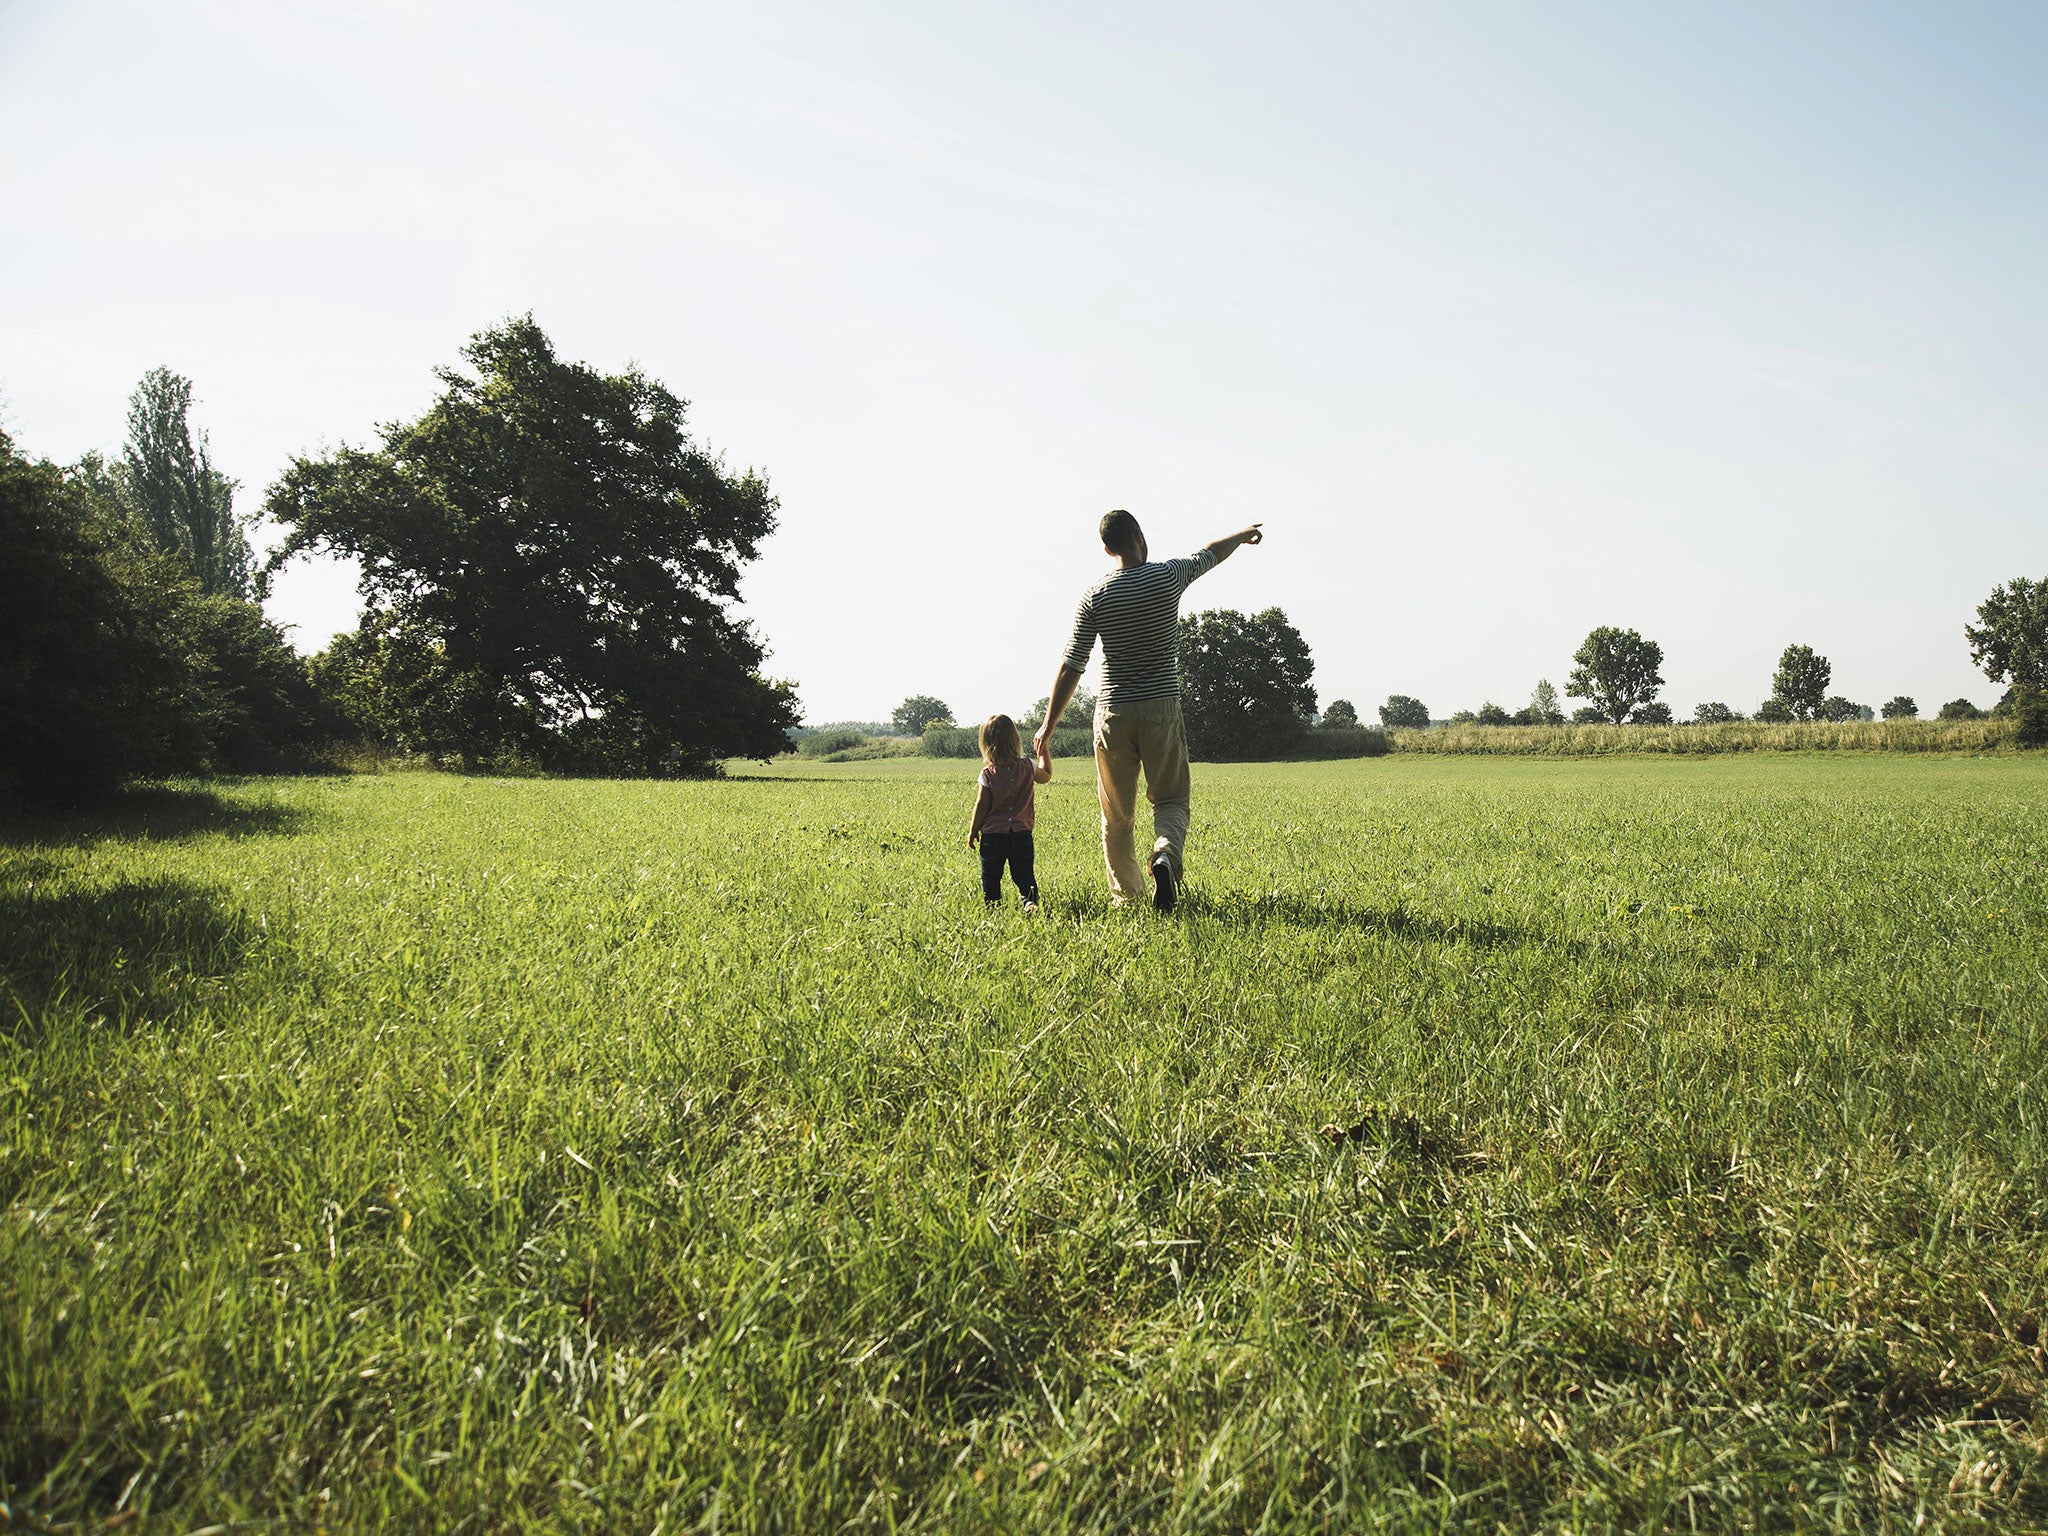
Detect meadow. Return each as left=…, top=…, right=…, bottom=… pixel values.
left=3, top=753, right=2045, bottom=1532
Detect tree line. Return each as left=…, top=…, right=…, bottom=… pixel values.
left=2, top=320, right=798, bottom=806
left=1367, top=617, right=2045, bottom=740
left=884, top=599, right=2048, bottom=764
left=10, top=317, right=2042, bottom=805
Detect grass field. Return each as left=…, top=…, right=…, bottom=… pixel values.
left=4, top=755, right=2046, bottom=1532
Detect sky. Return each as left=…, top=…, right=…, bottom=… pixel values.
left=3, top=0, right=2045, bottom=724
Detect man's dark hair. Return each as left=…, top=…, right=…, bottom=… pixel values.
left=1099, top=508, right=1140, bottom=553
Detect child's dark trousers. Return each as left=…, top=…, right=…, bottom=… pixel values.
left=979, top=830, right=1038, bottom=904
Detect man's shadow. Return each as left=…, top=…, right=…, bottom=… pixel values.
left=1045, top=885, right=1571, bottom=955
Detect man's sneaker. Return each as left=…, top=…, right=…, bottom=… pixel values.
left=1150, top=854, right=1177, bottom=912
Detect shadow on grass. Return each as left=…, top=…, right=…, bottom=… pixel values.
left=0, top=782, right=316, bottom=850
left=1185, top=888, right=1562, bottom=953
left=0, top=866, right=259, bottom=1038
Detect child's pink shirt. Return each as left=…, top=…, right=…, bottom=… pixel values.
left=978, top=759, right=1036, bottom=834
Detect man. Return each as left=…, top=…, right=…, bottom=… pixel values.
left=1033, top=509, right=1264, bottom=910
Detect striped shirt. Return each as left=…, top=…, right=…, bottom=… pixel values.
left=1062, top=549, right=1218, bottom=704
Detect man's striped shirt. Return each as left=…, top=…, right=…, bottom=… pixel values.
left=1062, top=550, right=1218, bottom=705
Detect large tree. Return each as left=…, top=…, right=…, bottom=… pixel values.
left=265, top=318, right=797, bottom=774
left=1770, top=644, right=1831, bottom=721
left=1566, top=626, right=1664, bottom=724
left=1177, top=608, right=1316, bottom=760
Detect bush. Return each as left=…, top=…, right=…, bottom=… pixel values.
left=798, top=729, right=870, bottom=758
left=1288, top=727, right=1392, bottom=759
left=2014, top=684, right=2048, bottom=747
left=2, top=433, right=324, bottom=802
left=921, top=726, right=1091, bottom=760
left=1387, top=717, right=2015, bottom=756
left=814, top=737, right=921, bottom=763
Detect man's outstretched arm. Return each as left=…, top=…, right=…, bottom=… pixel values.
left=1032, top=666, right=1085, bottom=757
left=1204, top=523, right=1264, bottom=565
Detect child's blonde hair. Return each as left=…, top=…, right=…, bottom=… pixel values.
left=979, top=713, right=1023, bottom=767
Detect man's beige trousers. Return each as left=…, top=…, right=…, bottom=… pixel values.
left=1093, top=697, right=1191, bottom=903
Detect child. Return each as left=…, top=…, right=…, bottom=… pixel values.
left=966, top=714, right=1053, bottom=907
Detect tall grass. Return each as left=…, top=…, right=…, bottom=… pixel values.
left=4, top=757, right=2045, bottom=1530
left=1393, top=716, right=2017, bottom=755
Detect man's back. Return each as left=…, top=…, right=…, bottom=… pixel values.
left=1064, top=551, right=1217, bottom=705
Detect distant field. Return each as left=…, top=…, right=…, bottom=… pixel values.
left=1391, top=717, right=2017, bottom=755
left=4, top=756, right=2046, bottom=1531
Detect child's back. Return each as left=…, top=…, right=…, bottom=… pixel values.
left=966, top=714, right=1053, bottom=907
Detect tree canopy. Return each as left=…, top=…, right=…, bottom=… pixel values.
left=1321, top=698, right=1358, bottom=728
left=1, top=429, right=312, bottom=802
left=1964, top=576, right=2047, bottom=691
left=1770, top=644, right=1831, bottom=721
left=265, top=317, right=797, bottom=774
left=1022, top=690, right=1095, bottom=732
left=1566, top=626, right=1664, bottom=724
left=1881, top=695, right=1917, bottom=720
left=892, top=695, right=954, bottom=734
left=1177, top=608, right=1316, bottom=760
left=1379, top=695, right=1429, bottom=729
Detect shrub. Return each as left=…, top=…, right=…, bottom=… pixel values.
left=2, top=432, right=322, bottom=801
left=921, top=726, right=1091, bottom=760
left=2014, top=684, right=2048, bottom=747
left=1289, top=727, right=1392, bottom=759
left=798, top=729, right=869, bottom=758
left=816, top=737, right=922, bottom=763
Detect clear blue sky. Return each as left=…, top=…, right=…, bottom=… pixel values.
left=4, top=0, right=2044, bottom=721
